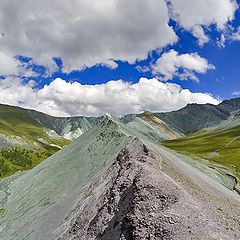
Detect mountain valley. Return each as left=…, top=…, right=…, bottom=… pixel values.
left=0, top=98, right=239, bottom=239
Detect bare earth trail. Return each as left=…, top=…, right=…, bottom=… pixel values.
left=153, top=143, right=240, bottom=204
left=149, top=141, right=240, bottom=238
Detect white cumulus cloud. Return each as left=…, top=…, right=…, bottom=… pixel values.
left=149, top=50, right=215, bottom=81
left=0, top=0, right=177, bottom=74
left=0, top=0, right=237, bottom=74
left=0, top=77, right=220, bottom=117
left=168, top=0, right=238, bottom=45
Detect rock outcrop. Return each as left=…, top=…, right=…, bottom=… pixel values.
left=60, top=138, right=240, bottom=240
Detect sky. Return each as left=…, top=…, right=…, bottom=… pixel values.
left=0, top=0, right=240, bottom=116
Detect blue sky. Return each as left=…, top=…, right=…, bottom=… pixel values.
left=0, top=0, right=239, bottom=116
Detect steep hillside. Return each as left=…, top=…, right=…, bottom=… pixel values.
left=154, top=98, right=240, bottom=134
left=0, top=104, right=98, bottom=142
left=28, top=109, right=98, bottom=140
left=122, top=98, right=240, bottom=136
left=0, top=104, right=100, bottom=178
left=0, top=116, right=132, bottom=240
left=121, top=112, right=181, bottom=141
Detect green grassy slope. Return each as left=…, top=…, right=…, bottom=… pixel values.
left=0, top=104, right=47, bottom=138
left=162, top=121, right=240, bottom=182
left=0, top=104, right=97, bottom=141
left=0, top=104, right=70, bottom=178
left=0, top=145, right=65, bottom=178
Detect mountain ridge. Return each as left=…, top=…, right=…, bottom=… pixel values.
left=0, top=98, right=239, bottom=178
left=0, top=99, right=240, bottom=239
left=1, top=97, right=240, bottom=138
left=0, top=111, right=240, bottom=239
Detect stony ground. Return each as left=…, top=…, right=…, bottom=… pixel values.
left=60, top=138, right=240, bottom=240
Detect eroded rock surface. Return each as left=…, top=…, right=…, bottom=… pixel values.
left=60, top=138, right=240, bottom=240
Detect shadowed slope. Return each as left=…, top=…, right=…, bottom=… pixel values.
left=154, top=98, right=240, bottom=134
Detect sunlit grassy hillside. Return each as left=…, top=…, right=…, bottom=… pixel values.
left=162, top=122, right=240, bottom=181
left=0, top=104, right=70, bottom=178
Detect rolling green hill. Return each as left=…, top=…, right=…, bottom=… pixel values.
left=0, top=104, right=98, bottom=141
